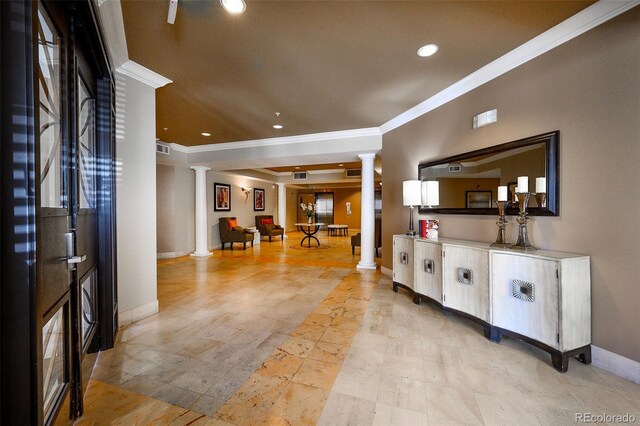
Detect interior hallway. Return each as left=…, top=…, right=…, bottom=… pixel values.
left=73, top=232, right=640, bottom=425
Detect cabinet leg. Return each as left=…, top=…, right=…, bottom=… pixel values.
left=412, top=294, right=420, bottom=305
left=484, top=325, right=501, bottom=343
left=551, top=352, right=569, bottom=373
left=577, top=346, right=592, bottom=365
left=392, top=283, right=398, bottom=293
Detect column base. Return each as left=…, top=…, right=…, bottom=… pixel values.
left=190, top=251, right=212, bottom=257
left=356, top=262, right=377, bottom=270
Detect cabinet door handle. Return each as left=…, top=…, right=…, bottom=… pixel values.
left=512, top=279, right=535, bottom=302
left=400, top=252, right=409, bottom=265
left=424, top=259, right=435, bottom=274
left=456, top=267, right=473, bottom=285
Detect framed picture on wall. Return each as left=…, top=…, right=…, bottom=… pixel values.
left=214, top=183, right=231, bottom=211
left=254, top=188, right=265, bottom=211
left=466, top=190, right=492, bottom=208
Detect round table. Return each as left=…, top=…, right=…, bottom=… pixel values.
left=295, top=223, right=325, bottom=247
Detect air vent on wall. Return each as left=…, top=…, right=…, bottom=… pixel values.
left=156, top=142, right=170, bottom=155
left=448, top=163, right=462, bottom=173
left=293, top=172, right=308, bottom=180
left=345, top=169, right=362, bottom=178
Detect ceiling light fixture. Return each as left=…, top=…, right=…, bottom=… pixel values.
left=201, top=132, right=211, bottom=137
left=220, top=0, right=246, bottom=14
left=167, top=0, right=178, bottom=24
left=417, top=44, right=438, bottom=57
left=339, top=164, right=344, bottom=167
left=295, top=166, right=300, bottom=170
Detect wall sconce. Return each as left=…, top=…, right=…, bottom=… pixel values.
left=241, top=187, right=252, bottom=203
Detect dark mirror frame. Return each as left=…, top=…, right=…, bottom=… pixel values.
left=418, top=131, right=559, bottom=216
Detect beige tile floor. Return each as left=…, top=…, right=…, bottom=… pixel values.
left=69, top=231, right=639, bottom=425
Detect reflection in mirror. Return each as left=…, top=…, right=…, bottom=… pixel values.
left=418, top=131, right=558, bottom=216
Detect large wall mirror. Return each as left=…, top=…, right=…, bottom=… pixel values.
left=418, top=131, right=558, bottom=216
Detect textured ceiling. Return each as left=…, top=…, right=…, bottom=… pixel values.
left=121, top=1, right=592, bottom=146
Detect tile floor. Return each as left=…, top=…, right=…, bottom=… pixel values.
left=69, top=231, right=639, bottom=425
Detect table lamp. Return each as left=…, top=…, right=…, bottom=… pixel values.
left=403, top=180, right=422, bottom=235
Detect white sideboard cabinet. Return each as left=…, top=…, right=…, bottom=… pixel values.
left=442, top=244, right=490, bottom=324
left=392, top=235, right=415, bottom=301
left=414, top=239, right=443, bottom=304
left=391, top=235, right=591, bottom=372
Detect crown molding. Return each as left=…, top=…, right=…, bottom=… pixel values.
left=380, top=0, right=639, bottom=134
left=180, top=127, right=382, bottom=154
left=116, top=60, right=173, bottom=89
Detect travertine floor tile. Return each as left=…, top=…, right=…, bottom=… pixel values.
left=291, top=359, right=341, bottom=390
left=76, top=232, right=639, bottom=425
left=371, top=401, right=429, bottom=426
left=317, top=392, right=376, bottom=426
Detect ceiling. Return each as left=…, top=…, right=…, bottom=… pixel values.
left=121, top=1, right=593, bottom=147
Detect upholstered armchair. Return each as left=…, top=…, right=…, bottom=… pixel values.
left=255, top=215, right=284, bottom=242
left=219, top=217, right=253, bottom=250
left=351, top=218, right=382, bottom=257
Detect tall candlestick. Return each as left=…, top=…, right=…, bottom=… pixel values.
left=517, top=176, right=528, bottom=193
left=498, top=186, right=507, bottom=201
left=536, top=177, right=546, bottom=193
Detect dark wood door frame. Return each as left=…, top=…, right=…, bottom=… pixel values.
left=1, top=2, right=39, bottom=423
left=1, top=1, right=118, bottom=424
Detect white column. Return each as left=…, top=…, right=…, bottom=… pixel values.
left=191, top=166, right=212, bottom=257
left=357, top=153, right=377, bottom=270
left=277, top=182, right=287, bottom=238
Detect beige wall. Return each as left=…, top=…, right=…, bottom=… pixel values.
left=381, top=9, right=640, bottom=361
left=156, top=162, right=195, bottom=256
left=156, top=164, right=176, bottom=253
left=206, top=174, right=278, bottom=248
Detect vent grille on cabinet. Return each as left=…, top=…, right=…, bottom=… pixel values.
left=345, top=169, right=362, bottom=178
left=156, top=143, right=170, bottom=155
left=293, top=172, right=308, bottom=180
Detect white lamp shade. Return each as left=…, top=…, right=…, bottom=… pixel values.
left=421, top=180, right=440, bottom=206
left=403, top=180, right=422, bottom=206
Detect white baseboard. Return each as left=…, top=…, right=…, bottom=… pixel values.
left=119, top=300, right=159, bottom=327
left=381, top=266, right=392, bottom=278
left=157, top=250, right=192, bottom=259
left=592, top=345, right=640, bottom=384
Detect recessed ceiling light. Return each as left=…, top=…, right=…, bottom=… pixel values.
left=201, top=132, right=211, bottom=137
left=417, top=44, right=438, bottom=57
left=220, top=0, right=246, bottom=14
left=295, top=166, right=300, bottom=170
left=273, top=124, right=283, bottom=129
left=339, top=164, right=344, bottom=167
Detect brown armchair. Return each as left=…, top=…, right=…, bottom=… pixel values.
left=255, top=215, right=284, bottom=242
left=351, top=218, right=381, bottom=257
left=219, top=217, right=253, bottom=250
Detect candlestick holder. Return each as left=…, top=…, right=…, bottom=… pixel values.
left=535, top=192, right=547, bottom=208
left=490, top=201, right=511, bottom=248
left=511, top=192, right=537, bottom=251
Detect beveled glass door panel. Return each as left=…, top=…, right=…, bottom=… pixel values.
left=78, top=75, right=96, bottom=210
left=42, top=305, right=68, bottom=422
left=38, top=8, right=65, bottom=209
left=80, top=270, right=97, bottom=349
